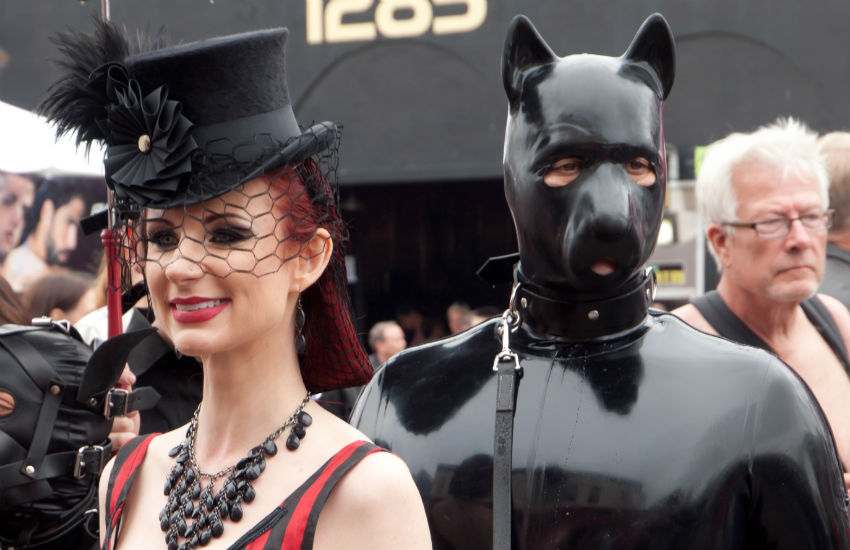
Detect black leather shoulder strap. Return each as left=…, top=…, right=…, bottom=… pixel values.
left=690, top=291, right=772, bottom=352
left=802, top=296, right=850, bottom=376
left=693, top=292, right=850, bottom=377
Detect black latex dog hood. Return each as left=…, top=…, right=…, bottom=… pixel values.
left=502, top=14, right=675, bottom=299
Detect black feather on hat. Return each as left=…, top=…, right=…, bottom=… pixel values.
left=38, top=19, right=337, bottom=212
left=38, top=21, right=133, bottom=150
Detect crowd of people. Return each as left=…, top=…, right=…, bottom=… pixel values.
left=0, top=10, right=847, bottom=550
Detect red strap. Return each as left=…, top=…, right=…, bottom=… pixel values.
left=281, top=440, right=373, bottom=549
left=107, top=434, right=158, bottom=532
left=248, top=529, right=272, bottom=549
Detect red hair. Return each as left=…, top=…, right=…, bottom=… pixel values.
left=266, top=160, right=371, bottom=392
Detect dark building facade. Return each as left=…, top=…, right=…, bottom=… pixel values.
left=1, top=0, right=847, bottom=333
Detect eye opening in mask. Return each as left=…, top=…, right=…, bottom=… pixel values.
left=626, top=156, right=656, bottom=187
left=0, top=390, right=14, bottom=417
left=543, top=157, right=584, bottom=187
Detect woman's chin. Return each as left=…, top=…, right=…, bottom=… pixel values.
left=172, top=336, right=216, bottom=359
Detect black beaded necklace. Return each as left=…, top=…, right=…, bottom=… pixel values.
left=160, top=392, right=313, bottom=550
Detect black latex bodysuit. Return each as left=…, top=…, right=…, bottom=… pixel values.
left=352, top=302, right=850, bottom=548
left=353, top=13, right=850, bottom=549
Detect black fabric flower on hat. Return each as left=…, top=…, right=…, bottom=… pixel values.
left=91, top=63, right=198, bottom=206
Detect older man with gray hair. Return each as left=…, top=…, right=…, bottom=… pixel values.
left=673, top=118, right=850, bottom=485
left=818, top=131, right=850, bottom=309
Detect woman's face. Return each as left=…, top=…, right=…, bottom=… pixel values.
left=138, top=176, right=326, bottom=359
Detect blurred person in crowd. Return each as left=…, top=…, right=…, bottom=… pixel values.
left=23, top=269, right=97, bottom=324
left=0, top=274, right=31, bottom=325
left=673, top=118, right=850, bottom=481
left=0, top=171, right=36, bottom=271
left=446, top=301, right=471, bottom=334
left=463, top=305, right=502, bottom=329
left=397, top=302, right=446, bottom=345
left=818, top=131, right=850, bottom=309
left=88, top=252, right=110, bottom=310
left=3, top=178, right=87, bottom=292
left=74, top=252, right=140, bottom=346
left=368, top=320, right=407, bottom=368
left=396, top=302, right=426, bottom=347
left=317, top=320, right=406, bottom=421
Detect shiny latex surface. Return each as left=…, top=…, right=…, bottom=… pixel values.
left=352, top=312, right=850, bottom=549
left=501, top=15, right=673, bottom=296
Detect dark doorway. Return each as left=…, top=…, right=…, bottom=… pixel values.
left=341, top=178, right=515, bottom=343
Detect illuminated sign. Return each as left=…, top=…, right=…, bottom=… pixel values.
left=305, top=0, right=487, bottom=44
left=651, top=263, right=686, bottom=285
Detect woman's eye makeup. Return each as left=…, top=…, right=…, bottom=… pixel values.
left=144, top=228, right=180, bottom=249
left=142, top=224, right=254, bottom=250
left=209, top=226, right=253, bottom=244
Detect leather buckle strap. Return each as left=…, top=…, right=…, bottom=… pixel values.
left=73, top=445, right=109, bottom=479
left=103, top=386, right=160, bottom=419
left=0, top=442, right=113, bottom=489
left=104, top=388, right=130, bottom=418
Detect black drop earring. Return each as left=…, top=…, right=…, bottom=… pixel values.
left=295, top=297, right=306, bottom=354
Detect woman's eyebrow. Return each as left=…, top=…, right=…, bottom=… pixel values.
left=203, top=211, right=251, bottom=224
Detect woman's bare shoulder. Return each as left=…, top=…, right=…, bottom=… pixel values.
left=313, top=444, right=432, bottom=549
left=145, top=426, right=189, bottom=456
left=97, top=428, right=188, bottom=504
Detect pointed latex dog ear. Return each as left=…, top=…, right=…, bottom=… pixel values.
left=622, top=13, right=676, bottom=100
left=502, top=14, right=558, bottom=107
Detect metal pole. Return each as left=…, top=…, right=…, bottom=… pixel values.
left=98, top=0, right=123, bottom=338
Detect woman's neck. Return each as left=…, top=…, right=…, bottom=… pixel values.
left=191, top=337, right=308, bottom=473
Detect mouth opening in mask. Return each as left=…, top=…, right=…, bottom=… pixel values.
left=591, top=257, right=618, bottom=276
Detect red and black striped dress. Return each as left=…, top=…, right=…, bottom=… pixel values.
left=102, top=435, right=383, bottom=550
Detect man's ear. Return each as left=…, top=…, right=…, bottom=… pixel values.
left=706, top=224, right=730, bottom=268
left=293, top=228, right=333, bottom=291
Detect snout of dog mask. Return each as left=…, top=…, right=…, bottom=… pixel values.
left=502, top=14, right=675, bottom=296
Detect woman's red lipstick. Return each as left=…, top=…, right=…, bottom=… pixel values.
left=170, top=297, right=230, bottom=323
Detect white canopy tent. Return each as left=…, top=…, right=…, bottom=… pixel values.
left=0, top=99, right=105, bottom=178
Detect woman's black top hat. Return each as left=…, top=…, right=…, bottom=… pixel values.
left=40, top=23, right=336, bottom=211
left=39, top=22, right=373, bottom=393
